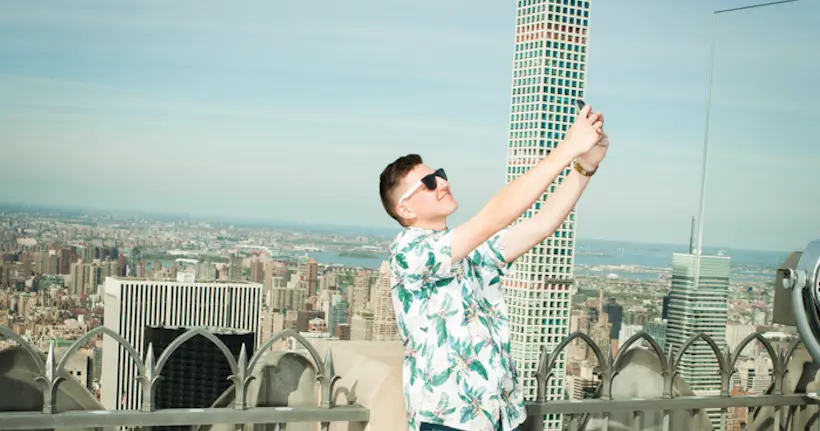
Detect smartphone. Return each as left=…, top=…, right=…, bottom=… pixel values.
left=575, top=99, right=586, bottom=112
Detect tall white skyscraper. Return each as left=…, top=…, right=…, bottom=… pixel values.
left=101, top=277, right=262, bottom=411
left=503, top=1, right=592, bottom=429
left=665, top=253, right=730, bottom=428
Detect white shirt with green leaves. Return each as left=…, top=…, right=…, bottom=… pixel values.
left=389, top=226, right=526, bottom=431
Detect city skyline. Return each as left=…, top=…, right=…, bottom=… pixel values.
left=0, top=195, right=789, bottom=429
left=1, top=0, right=819, bottom=252
left=0, top=202, right=800, bottom=255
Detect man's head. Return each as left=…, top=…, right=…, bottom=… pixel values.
left=379, top=154, right=458, bottom=228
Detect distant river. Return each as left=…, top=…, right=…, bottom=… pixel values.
left=305, top=239, right=788, bottom=282
left=306, top=251, right=390, bottom=270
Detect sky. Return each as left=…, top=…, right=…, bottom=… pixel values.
left=0, top=0, right=818, bottom=252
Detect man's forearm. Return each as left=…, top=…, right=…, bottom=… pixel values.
left=476, top=146, right=576, bottom=232
left=448, top=108, right=599, bottom=264
left=500, top=168, right=591, bottom=262
left=529, top=168, right=590, bottom=237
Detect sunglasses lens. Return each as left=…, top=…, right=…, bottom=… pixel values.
left=421, top=175, right=437, bottom=190
left=437, top=169, right=447, bottom=180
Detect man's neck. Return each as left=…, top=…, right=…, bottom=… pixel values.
left=408, top=219, right=447, bottom=231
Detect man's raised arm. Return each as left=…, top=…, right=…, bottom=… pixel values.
left=447, top=106, right=603, bottom=264
left=501, top=132, right=609, bottom=263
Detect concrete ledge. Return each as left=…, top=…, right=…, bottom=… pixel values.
left=314, top=340, right=406, bottom=431
left=0, top=346, right=112, bottom=431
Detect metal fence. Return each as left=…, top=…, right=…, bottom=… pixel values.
left=2, top=324, right=819, bottom=430
left=0, top=324, right=369, bottom=430
left=522, top=331, right=820, bottom=431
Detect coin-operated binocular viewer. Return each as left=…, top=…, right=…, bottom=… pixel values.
left=774, top=239, right=820, bottom=363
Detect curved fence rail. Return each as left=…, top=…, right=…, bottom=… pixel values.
left=525, top=330, right=818, bottom=431
left=0, top=324, right=368, bottom=430
left=3, top=325, right=820, bottom=430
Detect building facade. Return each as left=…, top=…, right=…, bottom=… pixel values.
left=665, top=253, right=731, bottom=428
left=101, top=278, right=262, bottom=411
left=503, top=0, right=592, bottom=429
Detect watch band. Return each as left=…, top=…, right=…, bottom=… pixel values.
left=573, top=159, right=597, bottom=177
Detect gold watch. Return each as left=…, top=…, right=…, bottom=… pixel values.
left=573, top=159, right=597, bottom=177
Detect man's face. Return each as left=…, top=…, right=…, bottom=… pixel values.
left=395, top=164, right=458, bottom=226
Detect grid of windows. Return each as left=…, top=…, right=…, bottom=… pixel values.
left=505, top=1, right=592, bottom=430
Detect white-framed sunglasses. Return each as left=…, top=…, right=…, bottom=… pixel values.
left=397, top=168, right=447, bottom=205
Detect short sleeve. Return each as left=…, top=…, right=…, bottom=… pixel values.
left=473, top=228, right=514, bottom=276
left=391, top=229, right=454, bottom=285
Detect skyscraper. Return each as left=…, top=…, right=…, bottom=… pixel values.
left=303, top=258, right=318, bottom=297
left=250, top=258, right=264, bottom=284
left=602, top=297, right=623, bottom=342
left=503, top=1, right=592, bottom=429
left=351, top=270, right=371, bottom=313
left=372, top=261, right=400, bottom=341
left=69, top=261, right=84, bottom=296
left=229, top=255, right=243, bottom=281
left=665, top=252, right=730, bottom=428
left=101, top=278, right=262, bottom=411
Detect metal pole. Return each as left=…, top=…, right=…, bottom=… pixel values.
left=693, top=12, right=717, bottom=289
left=692, top=0, right=802, bottom=289
left=715, top=0, right=801, bottom=15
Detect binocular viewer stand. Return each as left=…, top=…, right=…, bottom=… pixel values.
left=774, top=239, right=820, bottom=399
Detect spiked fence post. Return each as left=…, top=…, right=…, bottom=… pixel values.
left=317, top=346, right=341, bottom=409
left=136, top=343, right=162, bottom=412
left=35, top=341, right=63, bottom=414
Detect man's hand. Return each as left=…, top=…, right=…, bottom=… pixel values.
left=447, top=106, right=603, bottom=265
left=578, top=132, right=609, bottom=171
left=560, top=105, right=604, bottom=160
left=501, top=114, right=609, bottom=263
left=448, top=107, right=599, bottom=264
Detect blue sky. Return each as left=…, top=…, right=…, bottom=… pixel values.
left=0, top=0, right=818, bottom=251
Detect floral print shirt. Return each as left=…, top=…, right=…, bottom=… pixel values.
left=389, top=227, right=526, bottom=431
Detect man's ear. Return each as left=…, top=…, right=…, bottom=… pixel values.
left=395, top=203, right=415, bottom=223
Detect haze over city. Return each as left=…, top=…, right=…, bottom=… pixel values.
left=1, top=0, right=819, bottom=251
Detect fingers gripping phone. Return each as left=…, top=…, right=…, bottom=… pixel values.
left=576, top=98, right=608, bottom=146
left=575, top=99, right=586, bottom=113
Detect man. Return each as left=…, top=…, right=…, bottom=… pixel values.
left=378, top=105, right=609, bottom=431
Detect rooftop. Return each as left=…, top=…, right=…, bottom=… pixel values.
left=105, top=277, right=263, bottom=286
